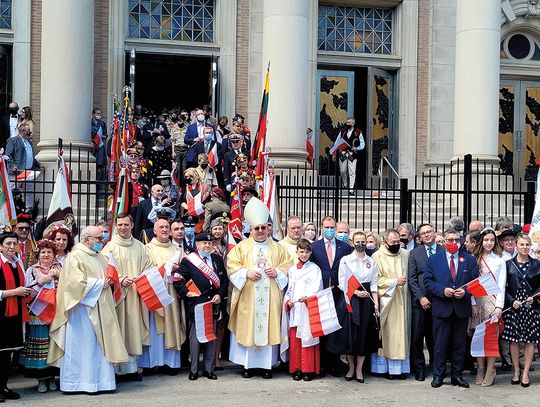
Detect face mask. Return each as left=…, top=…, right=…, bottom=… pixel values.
left=366, top=243, right=376, bottom=250
left=400, top=237, right=409, bottom=245
left=445, top=243, right=459, bottom=254
left=185, top=227, right=195, bottom=238
left=304, top=231, right=316, bottom=240
left=200, top=163, right=208, bottom=169
left=204, top=134, right=213, bottom=141
left=9, top=107, right=18, bottom=115
left=387, top=243, right=401, bottom=254
left=336, top=232, right=349, bottom=243
left=185, top=177, right=192, bottom=184
left=197, top=114, right=205, bottom=122
left=355, top=243, right=366, bottom=253
left=92, top=242, right=104, bottom=253
left=181, top=114, right=189, bottom=120
left=102, top=231, right=110, bottom=243
left=155, top=145, right=164, bottom=151
left=365, top=248, right=376, bottom=256
left=347, top=124, right=353, bottom=129
left=323, top=229, right=335, bottom=240
left=95, top=114, right=102, bottom=120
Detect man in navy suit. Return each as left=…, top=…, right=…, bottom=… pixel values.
left=185, top=109, right=215, bottom=167
left=408, top=223, right=441, bottom=381
left=424, top=228, right=479, bottom=388
left=310, top=215, right=352, bottom=376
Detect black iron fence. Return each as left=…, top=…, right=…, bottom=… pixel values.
left=277, top=154, right=535, bottom=233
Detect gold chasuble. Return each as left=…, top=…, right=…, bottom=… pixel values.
left=102, top=235, right=154, bottom=356
left=278, top=236, right=299, bottom=262
left=373, top=246, right=411, bottom=360
left=47, top=244, right=129, bottom=366
left=227, top=237, right=293, bottom=347
left=146, top=238, right=186, bottom=351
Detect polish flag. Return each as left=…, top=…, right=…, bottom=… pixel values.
left=135, top=266, right=175, bottom=312
left=158, top=255, right=177, bottom=278
left=471, top=319, right=502, bottom=357
left=186, top=280, right=201, bottom=296
left=16, top=170, right=41, bottom=182
left=106, top=255, right=121, bottom=304
left=343, top=264, right=361, bottom=313
left=305, top=288, right=341, bottom=338
left=227, top=227, right=237, bottom=252
left=465, top=272, right=501, bottom=298
left=329, top=134, right=349, bottom=157
left=207, top=142, right=218, bottom=168
left=194, top=301, right=217, bottom=343
left=29, top=281, right=56, bottom=324
left=187, top=193, right=204, bottom=216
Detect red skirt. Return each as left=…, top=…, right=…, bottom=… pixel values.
left=289, top=327, right=320, bottom=374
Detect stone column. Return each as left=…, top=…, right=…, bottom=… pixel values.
left=453, top=0, right=500, bottom=162
left=36, top=0, right=95, bottom=164
left=262, top=0, right=310, bottom=168
left=12, top=0, right=31, bottom=107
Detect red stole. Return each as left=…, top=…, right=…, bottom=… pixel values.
left=2, top=258, right=29, bottom=321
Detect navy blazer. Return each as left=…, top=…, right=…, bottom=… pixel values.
left=310, top=238, right=353, bottom=289
left=408, top=243, right=444, bottom=305
left=424, top=249, right=479, bottom=319
left=185, top=122, right=216, bottom=163
left=174, top=253, right=229, bottom=315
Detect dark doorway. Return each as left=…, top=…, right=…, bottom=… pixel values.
left=0, top=44, right=12, bottom=149
left=127, top=53, right=211, bottom=112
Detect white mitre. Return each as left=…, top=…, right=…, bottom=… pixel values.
left=244, top=197, right=269, bottom=227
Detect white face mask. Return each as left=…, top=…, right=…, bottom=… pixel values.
left=197, top=114, right=205, bottom=122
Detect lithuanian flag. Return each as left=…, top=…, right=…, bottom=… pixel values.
left=252, top=63, right=269, bottom=169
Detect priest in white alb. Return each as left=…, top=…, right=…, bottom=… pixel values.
left=227, top=197, right=293, bottom=379
left=139, top=218, right=186, bottom=374
left=47, top=226, right=128, bottom=393
left=101, top=213, right=154, bottom=381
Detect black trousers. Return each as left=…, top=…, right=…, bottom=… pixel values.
left=410, top=305, right=434, bottom=373
left=0, top=350, right=12, bottom=388
left=432, top=313, right=468, bottom=379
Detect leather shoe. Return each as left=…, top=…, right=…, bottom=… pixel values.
left=303, top=373, right=313, bottom=382
left=188, top=372, right=199, bottom=381
left=0, top=388, right=20, bottom=400
left=431, top=376, right=444, bottom=388
left=203, top=371, right=217, bottom=380
left=241, top=369, right=253, bottom=379
left=451, top=377, right=469, bottom=388
left=0, top=393, right=4, bottom=403
left=292, top=372, right=302, bottom=381
left=415, top=371, right=426, bottom=382
left=261, top=370, right=273, bottom=379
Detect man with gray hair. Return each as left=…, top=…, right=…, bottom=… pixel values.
left=446, top=217, right=465, bottom=234
left=494, top=216, right=513, bottom=234
left=337, top=117, right=365, bottom=195
left=278, top=216, right=303, bottom=261
left=398, top=223, right=418, bottom=252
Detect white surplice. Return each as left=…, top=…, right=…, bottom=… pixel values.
left=60, top=278, right=116, bottom=392
left=138, top=313, right=181, bottom=368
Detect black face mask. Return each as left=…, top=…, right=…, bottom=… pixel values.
left=185, top=177, right=192, bottom=183
left=200, top=163, right=208, bottom=169
left=387, top=243, right=401, bottom=254
left=355, top=243, right=366, bottom=253
left=365, top=248, right=376, bottom=256
left=400, top=238, right=409, bottom=245
left=9, top=107, right=18, bottom=115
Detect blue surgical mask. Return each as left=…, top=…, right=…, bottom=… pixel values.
left=102, top=231, right=110, bottom=243
left=336, top=232, right=349, bottom=242
left=204, top=133, right=213, bottom=141
left=185, top=227, right=195, bottom=238
left=92, top=242, right=104, bottom=253
left=323, top=228, right=335, bottom=240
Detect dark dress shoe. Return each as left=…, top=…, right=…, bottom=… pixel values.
left=431, top=376, right=444, bottom=388
left=451, top=377, right=469, bottom=388
left=261, top=370, right=273, bottom=379
left=521, top=380, right=530, bottom=388
left=345, top=374, right=355, bottom=382
left=415, top=371, right=426, bottom=381
left=214, top=366, right=224, bottom=371
left=188, top=372, right=199, bottom=381
left=357, top=377, right=365, bottom=383
left=203, top=371, right=217, bottom=380
left=127, top=372, right=143, bottom=382
left=0, top=393, right=4, bottom=403
left=292, top=372, right=302, bottom=381
left=0, top=388, right=20, bottom=400
left=241, top=369, right=253, bottom=378
left=303, top=373, right=313, bottom=382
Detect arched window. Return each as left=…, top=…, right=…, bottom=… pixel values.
left=501, top=32, right=540, bottom=62
left=128, top=0, right=214, bottom=42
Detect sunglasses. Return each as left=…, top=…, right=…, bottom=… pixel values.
left=253, top=226, right=267, bottom=231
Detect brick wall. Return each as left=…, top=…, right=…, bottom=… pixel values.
left=416, top=0, right=430, bottom=172
left=30, top=0, right=41, bottom=143
left=93, top=0, right=109, bottom=123
left=235, top=0, right=250, bottom=117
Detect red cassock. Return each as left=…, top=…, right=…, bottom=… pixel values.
left=288, top=327, right=320, bottom=374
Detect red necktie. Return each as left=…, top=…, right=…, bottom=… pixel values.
left=450, top=254, right=457, bottom=282
left=326, top=241, right=333, bottom=266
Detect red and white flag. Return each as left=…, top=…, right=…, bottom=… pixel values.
left=106, top=255, right=122, bottom=304
left=187, top=193, right=204, bottom=216
left=158, top=254, right=179, bottom=282
left=227, top=227, right=237, bottom=252
left=207, top=142, right=218, bottom=168
left=135, top=266, right=175, bottom=312
left=329, top=134, right=349, bottom=157
left=29, top=281, right=56, bottom=324
left=343, top=264, right=361, bottom=313
left=16, top=170, right=41, bottom=182
left=194, top=301, right=217, bottom=343
left=465, top=272, right=500, bottom=298
left=304, top=288, right=341, bottom=338
left=471, top=319, right=502, bottom=357
left=45, top=154, right=77, bottom=237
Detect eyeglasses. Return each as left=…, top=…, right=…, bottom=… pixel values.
left=445, top=238, right=460, bottom=243
left=16, top=226, right=30, bottom=231
left=253, top=226, right=267, bottom=231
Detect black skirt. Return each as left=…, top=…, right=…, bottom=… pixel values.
left=325, top=283, right=379, bottom=356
